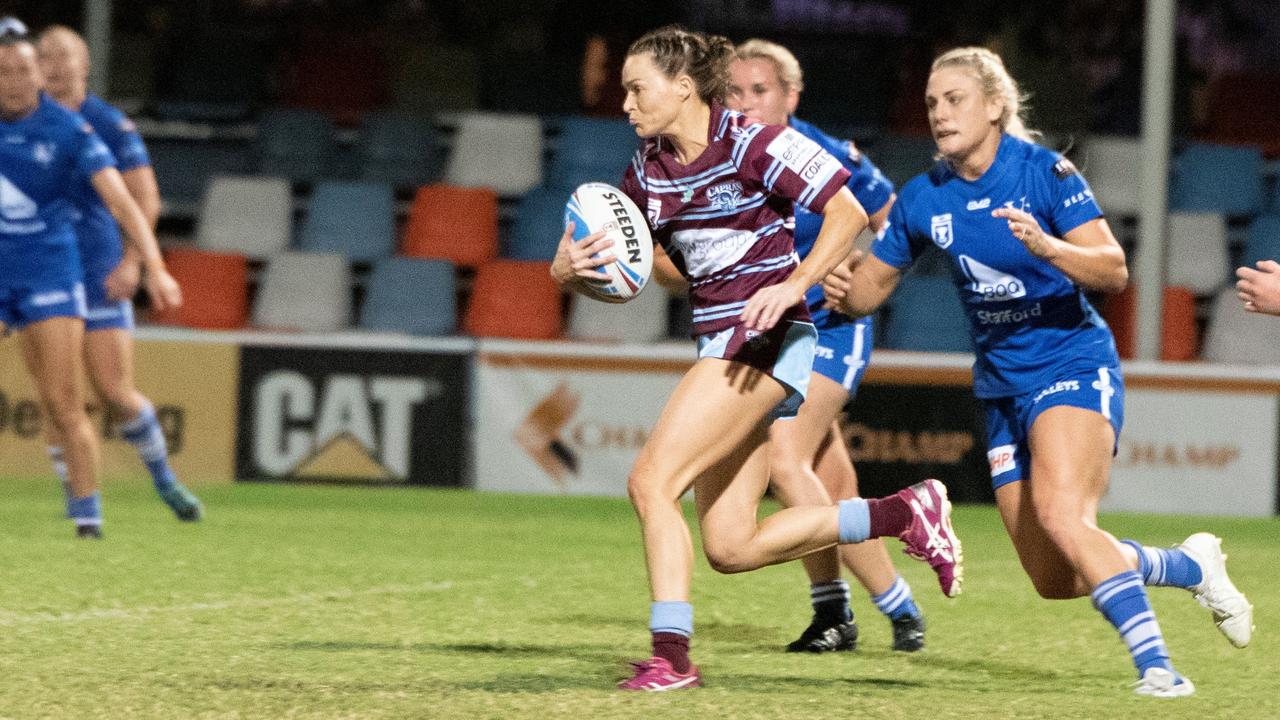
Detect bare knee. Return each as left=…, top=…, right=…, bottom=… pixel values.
left=702, top=538, right=758, bottom=575
left=627, top=468, right=681, bottom=519
left=44, top=400, right=88, bottom=436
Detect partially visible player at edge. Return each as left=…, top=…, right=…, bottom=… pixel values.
left=0, top=19, right=181, bottom=538
left=823, top=46, right=1253, bottom=698
left=727, top=38, right=931, bottom=654
left=30, top=25, right=202, bottom=522
left=551, top=25, right=963, bottom=692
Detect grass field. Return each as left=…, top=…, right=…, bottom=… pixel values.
left=0, top=478, right=1274, bottom=719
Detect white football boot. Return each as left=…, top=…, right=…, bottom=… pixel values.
left=1133, top=667, right=1195, bottom=698
left=1178, top=532, right=1254, bottom=648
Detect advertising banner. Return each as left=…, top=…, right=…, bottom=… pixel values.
left=1104, top=388, right=1278, bottom=517
left=473, top=351, right=689, bottom=496
left=0, top=336, right=239, bottom=484
left=235, top=345, right=469, bottom=486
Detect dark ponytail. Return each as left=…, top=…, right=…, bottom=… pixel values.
left=627, top=25, right=735, bottom=105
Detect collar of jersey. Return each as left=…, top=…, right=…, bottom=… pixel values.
left=942, top=132, right=1017, bottom=198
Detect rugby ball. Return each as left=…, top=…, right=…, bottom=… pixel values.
left=564, top=182, right=654, bottom=303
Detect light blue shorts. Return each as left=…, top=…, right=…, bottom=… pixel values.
left=697, top=320, right=818, bottom=419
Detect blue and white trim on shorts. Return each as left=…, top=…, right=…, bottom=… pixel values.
left=983, top=366, right=1125, bottom=490
left=812, top=315, right=874, bottom=396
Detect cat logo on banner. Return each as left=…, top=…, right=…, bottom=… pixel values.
left=235, top=346, right=469, bottom=486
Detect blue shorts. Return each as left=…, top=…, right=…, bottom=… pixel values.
left=812, top=314, right=874, bottom=397
left=984, top=366, right=1125, bottom=490
left=697, top=320, right=817, bottom=419
left=82, top=261, right=135, bottom=332
left=0, top=281, right=87, bottom=330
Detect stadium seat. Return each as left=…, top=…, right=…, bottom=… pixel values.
left=150, top=247, right=250, bottom=330
left=882, top=274, right=972, bottom=352
left=1079, top=136, right=1142, bottom=217
left=546, top=116, right=639, bottom=191
left=253, top=251, right=352, bottom=332
left=359, top=257, right=456, bottom=336
left=195, top=175, right=293, bottom=259
left=256, top=108, right=337, bottom=184
left=1160, top=286, right=1199, bottom=361
left=1242, top=215, right=1280, bottom=269
left=1169, top=143, right=1265, bottom=216
left=1201, top=73, right=1280, bottom=157
left=401, top=184, right=499, bottom=268
left=1103, top=284, right=1206, bottom=361
left=299, top=181, right=396, bottom=262
left=1165, top=212, right=1229, bottom=295
left=568, top=284, right=670, bottom=343
left=149, top=138, right=253, bottom=215
left=463, top=259, right=562, bottom=339
left=1202, top=286, right=1280, bottom=364
left=357, top=111, right=443, bottom=189
left=870, top=135, right=939, bottom=188
left=444, top=111, right=543, bottom=197
left=506, top=187, right=566, bottom=260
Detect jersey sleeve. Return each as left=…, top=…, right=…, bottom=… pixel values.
left=74, top=121, right=117, bottom=179
left=843, top=142, right=895, bottom=216
left=870, top=195, right=925, bottom=269
left=740, top=125, right=851, bottom=214
left=1044, top=155, right=1103, bottom=236
left=103, top=114, right=150, bottom=172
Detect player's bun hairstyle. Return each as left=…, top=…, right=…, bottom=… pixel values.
left=932, top=47, right=1039, bottom=143
left=734, top=39, right=804, bottom=94
left=627, top=25, right=735, bottom=105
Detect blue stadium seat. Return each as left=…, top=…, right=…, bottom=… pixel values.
left=149, top=138, right=253, bottom=216
left=546, top=116, right=640, bottom=191
left=357, top=111, right=443, bottom=189
left=257, top=108, right=337, bottom=184
left=299, top=181, right=396, bottom=262
left=869, top=135, right=939, bottom=188
left=359, top=257, right=457, bottom=336
left=882, top=274, right=972, bottom=352
left=1242, top=215, right=1280, bottom=269
left=506, top=187, right=566, bottom=260
left=1170, top=142, right=1265, bottom=216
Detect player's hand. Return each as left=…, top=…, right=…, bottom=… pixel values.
left=1236, top=260, right=1280, bottom=316
left=104, top=258, right=142, bottom=301
left=821, top=262, right=855, bottom=311
left=742, top=279, right=804, bottom=333
left=992, top=207, right=1057, bottom=259
left=144, top=267, right=183, bottom=313
left=550, top=222, right=615, bottom=287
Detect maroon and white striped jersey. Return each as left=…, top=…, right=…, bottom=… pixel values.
left=620, top=104, right=850, bottom=336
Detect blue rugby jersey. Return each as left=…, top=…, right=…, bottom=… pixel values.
left=788, top=116, right=895, bottom=325
left=70, top=93, right=150, bottom=275
left=0, top=93, right=115, bottom=287
left=872, top=133, right=1118, bottom=398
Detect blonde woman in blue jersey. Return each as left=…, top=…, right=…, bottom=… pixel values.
left=824, top=47, right=1252, bottom=697
left=727, top=39, right=932, bottom=654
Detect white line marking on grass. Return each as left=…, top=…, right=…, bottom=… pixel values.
left=0, top=581, right=454, bottom=626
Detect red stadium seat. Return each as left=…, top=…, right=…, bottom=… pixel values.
left=151, top=247, right=250, bottom=329
left=1101, top=284, right=1200, bottom=361
left=401, top=184, right=499, bottom=269
left=1200, top=74, right=1280, bottom=158
left=463, top=259, right=563, bottom=339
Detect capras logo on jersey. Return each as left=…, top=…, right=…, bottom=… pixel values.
left=252, top=371, right=441, bottom=480
left=930, top=213, right=954, bottom=248
left=705, top=180, right=744, bottom=212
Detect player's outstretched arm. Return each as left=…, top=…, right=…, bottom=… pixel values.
left=90, top=166, right=182, bottom=312
left=824, top=251, right=901, bottom=317
left=992, top=210, right=1128, bottom=294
